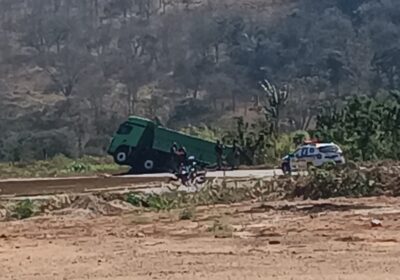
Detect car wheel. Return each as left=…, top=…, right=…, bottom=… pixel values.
left=282, top=163, right=290, bottom=174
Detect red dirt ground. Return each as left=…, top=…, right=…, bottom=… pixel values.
left=1, top=196, right=400, bottom=280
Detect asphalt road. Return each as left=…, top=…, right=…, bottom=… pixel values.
left=121, top=169, right=284, bottom=179
left=0, top=169, right=284, bottom=197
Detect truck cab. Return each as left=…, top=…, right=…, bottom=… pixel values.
left=108, top=117, right=153, bottom=165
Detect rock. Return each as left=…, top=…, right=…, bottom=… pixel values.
left=135, top=232, right=145, bottom=238
left=371, top=219, right=382, bottom=227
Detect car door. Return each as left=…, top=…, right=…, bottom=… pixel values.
left=298, top=147, right=310, bottom=169
left=291, top=148, right=305, bottom=170
left=307, top=146, right=318, bottom=166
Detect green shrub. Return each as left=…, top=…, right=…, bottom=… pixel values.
left=180, top=124, right=222, bottom=141
left=145, top=194, right=178, bottom=211
left=67, top=162, right=91, bottom=173
left=294, top=166, right=377, bottom=200
left=11, top=199, right=36, bottom=220
left=126, top=193, right=142, bottom=207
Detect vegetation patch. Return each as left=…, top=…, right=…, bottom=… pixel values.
left=0, top=163, right=399, bottom=222
left=10, top=199, right=37, bottom=220
left=0, top=155, right=126, bottom=179
left=124, top=163, right=400, bottom=213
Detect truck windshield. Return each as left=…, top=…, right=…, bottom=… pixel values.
left=117, top=123, right=133, bottom=135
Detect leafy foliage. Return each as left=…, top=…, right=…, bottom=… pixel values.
left=295, top=167, right=376, bottom=200
left=126, top=193, right=142, bottom=207
left=258, top=79, right=289, bottom=132
left=67, top=162, right=92, bottom=173
left=316, top=94, right=400, bottom=160
left=180, top=124, right=223, bottom=142
left=11, top=199, right=36, bottom=220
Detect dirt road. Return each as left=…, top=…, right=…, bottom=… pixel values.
left=1, top=196, right=400, bottom=279
left=0, top=169, right=283, bottom=197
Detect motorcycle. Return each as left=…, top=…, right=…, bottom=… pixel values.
left=172, top=157, right=207, bottom=187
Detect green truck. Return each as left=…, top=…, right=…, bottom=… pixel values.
left=107, top=116, right=234, bottom=173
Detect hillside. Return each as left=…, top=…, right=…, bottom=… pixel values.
left=0, top=0, right=399, bottom=161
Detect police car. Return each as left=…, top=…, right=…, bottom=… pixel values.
left=281, top=141, right=345, bottom=174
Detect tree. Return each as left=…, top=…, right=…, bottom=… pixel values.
left=372, top=48, right=400, bottom=90
left=325, top=50, right=354, bottom=97
left=44, top=48, right=93, bottom=97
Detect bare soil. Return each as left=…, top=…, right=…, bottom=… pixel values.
left=0, top=176, right=169, bottom=196
left=1, top=196, right=400, bottom=279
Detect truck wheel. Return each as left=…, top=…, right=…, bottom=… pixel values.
left=144, top=159, right=155, bottom=171
left=114, top=147, right=130, bottom=164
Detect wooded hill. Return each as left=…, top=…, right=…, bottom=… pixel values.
left=0, top=0, right=399, bottom=161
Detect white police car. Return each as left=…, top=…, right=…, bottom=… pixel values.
left=281, top=141, right=345, bottom=174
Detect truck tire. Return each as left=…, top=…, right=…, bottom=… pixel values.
left=131, top=151, right=170, bottom=174
left=144, top=159, right=155, bottom=171
left=114, top=146, right=130, bottom=165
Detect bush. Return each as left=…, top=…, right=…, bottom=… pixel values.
left=180, top=124, right=222, bottom=141
left=11, top=199, right=36, bottom=219
left=126, top=193, right=142, bottom=207
left=293, top=166, right=378, bottom=200
left=144, top=194, right=178, bottom=211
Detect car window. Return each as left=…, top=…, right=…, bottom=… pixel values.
left=117, top=123, right=133, bottom=135
left=319, top=146, right=338, bottom=153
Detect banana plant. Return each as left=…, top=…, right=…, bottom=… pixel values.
left=259, top=78, right=289, bottom=133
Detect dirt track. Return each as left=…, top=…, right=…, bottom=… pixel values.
left=0, top=169, right=283, bottom=197
left=1, top=196, right=400, bottom=279
left=0, top=176, right=169, bottom=196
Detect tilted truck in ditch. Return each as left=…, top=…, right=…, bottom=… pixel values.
left=107, top=116, right=234, bottom=173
